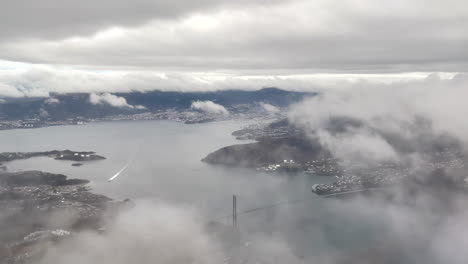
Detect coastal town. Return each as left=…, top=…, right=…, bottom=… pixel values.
left=258, top=158, right=343, bottom=175
left=0, top=104, right=280, bottom=131
left=311, top=149, right=468, bottom=195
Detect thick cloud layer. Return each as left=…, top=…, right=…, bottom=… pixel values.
left=0, top=0, right=467, bottom=72
left=0, top=0, right=282, bottom=41
left=0, top=0, right=466, bottom=94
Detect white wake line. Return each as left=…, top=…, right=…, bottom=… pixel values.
left=108, top=163, right=130, bottom=182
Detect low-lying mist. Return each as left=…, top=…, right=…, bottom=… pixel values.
left=33, top=186, right=468, bottom=264
left=289, top=73, right=468, bottom=165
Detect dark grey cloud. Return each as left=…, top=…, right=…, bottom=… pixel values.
left=0, top=0, right=467, bottom=74
left=0, top=0, right=282, bottom=41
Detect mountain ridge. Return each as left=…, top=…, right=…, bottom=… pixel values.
left=0, top=88, right=314, bottom=121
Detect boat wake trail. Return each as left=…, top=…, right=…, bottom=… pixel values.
left=108, top=150, right=138, bottom=182
left=108, top=163, right=130, bottom=182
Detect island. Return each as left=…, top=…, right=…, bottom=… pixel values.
left=0, top=150, right=106, bottom=165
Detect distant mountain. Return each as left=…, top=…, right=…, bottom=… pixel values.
left=0, top=88, right=314, bottom=120
left=121, top=87, right=311, bottom=109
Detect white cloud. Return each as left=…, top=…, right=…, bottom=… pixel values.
left=45, top=97, right=60, bottom=104
left=89, top=93, right=144, bottom=109
left=316, top=126, right=399, bottom=163
left=259, top=102, right=280, bottom=114
left=0, top=82, right=24, bottom=97
left=191, top=100, right=229, bottom=115
left=0, top=62, right=461, bottom=97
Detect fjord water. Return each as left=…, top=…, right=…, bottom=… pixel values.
left=0, top=120, right=327, bottom=215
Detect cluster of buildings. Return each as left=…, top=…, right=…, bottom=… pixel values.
left=304, top=158, right=343, bottom=176
left=94, top=109, right=230, bottom=124
left=0, top=104, right=280, bottom=132
left=0, top=119, right=43, bottom=130
left=258, top=159, right=302, bottom=173
left=233, top=122, right=298, bottom=141
left=66, top=153, right=91, bottom=159
left=425, top=157, right=466, bottom=171
left=311, top=170, right=409, bottom=195
left=0, top=109, right=227, bottom=131
left=258, top=157, right=344, bottom=176
left=311, top=150, right=468, bottom=195
left=312, top=175, right=363, bottom=194
left=0, top=119, right=85, bottom=131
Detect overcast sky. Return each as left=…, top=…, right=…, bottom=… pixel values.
left=0, top=0, right=467, bottom=96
